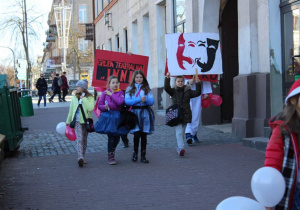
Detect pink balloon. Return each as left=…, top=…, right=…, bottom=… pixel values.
left=201, top=98, right=211, bottom=108
left=65, top=125, right=76, bottom=141
left=211, top=94, right=223, bottom=106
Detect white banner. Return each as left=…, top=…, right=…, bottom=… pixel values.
left=165, top=33, right=223, bottom=75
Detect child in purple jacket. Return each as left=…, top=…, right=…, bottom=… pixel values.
left=95, top=75, right=126, bottom=165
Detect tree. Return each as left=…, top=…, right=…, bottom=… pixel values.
left=0, top=0, right=45, bottom=88
left=67, top=24, right=94, bottom=79
left=0, top=65, right=15, bottom=86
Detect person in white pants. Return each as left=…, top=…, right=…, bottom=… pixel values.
left=185, top=80, right=212, bottom=145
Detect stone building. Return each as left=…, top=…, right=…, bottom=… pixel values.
left=92, top=0, right=299, bottom=138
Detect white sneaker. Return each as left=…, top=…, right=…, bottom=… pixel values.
left=44, top=106, right=47, bottom=109
left=37, top=105, right=40, bottom=108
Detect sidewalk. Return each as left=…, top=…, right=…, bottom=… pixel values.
left=0, top=106, right=265, bottom=209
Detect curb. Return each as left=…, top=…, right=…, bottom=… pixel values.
left=242, top=137, right=269, bottom=152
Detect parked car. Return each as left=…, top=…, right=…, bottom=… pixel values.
left=68, top=79, right=79, bottom=95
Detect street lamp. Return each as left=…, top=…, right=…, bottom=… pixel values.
left=0, top=46, right=17, bottom=86
left=54, top=1, right=72, bottom=73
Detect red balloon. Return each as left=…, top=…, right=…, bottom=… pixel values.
left=211, top=95, right=222, bottom=106
left=65, top=125, right=76, bottom=141
left=201, top=98, right=211, bottom=108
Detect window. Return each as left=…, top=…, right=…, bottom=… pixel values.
left=115, top=34, right=119, bottom=52
left=123, top=28, right=128, bottom=53
left=108, top=38, right=112, bottom=51
left=132, top=20, right=138, bottom=53
left=173, top=0, right=186, bottom=33
left=79, top=5, right=87, bottom=23
left=280, top=0, right=299, bottom=7
left=102, top=44, right=106, bottom=50
left=103, top=0, right=109, bottom=8
left=78, top=38, right=88, bottom=52
left=95, top=0, right=99, bottom=16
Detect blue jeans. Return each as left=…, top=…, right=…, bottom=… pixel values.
left=38, top=94, right=46, bottom=107
left=107, top=134, right=120, bottom=153
left=292, top=185, right=300, bottom=210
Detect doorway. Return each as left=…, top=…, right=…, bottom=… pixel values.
left=220, top=0, right=239, bottom=122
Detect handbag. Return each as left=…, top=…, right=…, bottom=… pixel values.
left=166, top=91, right=184, bottom=127
left=69, top=115, right=76, bottom=128
left=117, top=88, right=142, bottom=130
left=79, top=104, right=95, bottom=133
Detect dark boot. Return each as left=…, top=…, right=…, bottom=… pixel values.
left=121, top=135, right=129, bottom=148
left=141, top=150, right=149, bottom=163
left=108, top=152, right=117, bottom=165
left=132, top=151, right=138, bottom=162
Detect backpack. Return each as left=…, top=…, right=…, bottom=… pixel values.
left=58, top=78, right=63, bottom=86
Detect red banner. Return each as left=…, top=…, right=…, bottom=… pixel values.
left=92, top=50, right=149, bottom=90
left=184, top=74, right=219, bottom=82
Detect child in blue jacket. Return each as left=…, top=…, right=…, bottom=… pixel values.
left=125, top=70, right=155, bottom=163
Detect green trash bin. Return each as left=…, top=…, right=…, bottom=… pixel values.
left=0, top=74, right=24, bottom=152
left=19, top=90, right=34, bottom=117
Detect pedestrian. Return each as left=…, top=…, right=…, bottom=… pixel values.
left=35, top=73, right=48, bottom=109
left=185, top=80, right=212, bottom=145
left=164, top=72, right=201, bottom=156
left=66, top=79, right=94, bottom=167
left=125, top=70, right=155, bottom=163
left=264, top=78, right=300, bottom=209
left=61, top=71, right=69, bottom=102
left=95, top=75, right=125, bottom=165
left=49, top=74, right=63, bottom=102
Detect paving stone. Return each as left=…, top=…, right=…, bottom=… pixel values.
left=0, top=107, right=263, bottom=209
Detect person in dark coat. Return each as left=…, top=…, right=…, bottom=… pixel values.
left=61, top=71, right=69, bottom=102
left=36, top=74, right=48, bottom=108
left=49, top=74, right=63, bottom=102
left=164, top=72, right=201, bottom=156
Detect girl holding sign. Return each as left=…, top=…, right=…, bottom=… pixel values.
left=164, top=72, right=201, bottom=156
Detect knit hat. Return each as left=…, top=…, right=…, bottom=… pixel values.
left=76, top=79, right=88, bottom=90
left=285, top=78, right=300, bottom=104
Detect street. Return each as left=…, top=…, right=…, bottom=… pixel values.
left=0, top=100, right=265, bottom=209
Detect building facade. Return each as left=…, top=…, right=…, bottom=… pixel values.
left=92, top=0, right=299, bottom=138
left=42, top=0, right=94, bottom=84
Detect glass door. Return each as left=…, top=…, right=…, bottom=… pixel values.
left=282, top=3, right=300, bottom=96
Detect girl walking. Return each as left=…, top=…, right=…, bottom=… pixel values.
left=95, top=75, right=126, bottom=165
left=125, top=70, right=155, bottom=163
left=66, top=79, right=94, bottom=167
left=164, top=72, right=201, bottom=156
left=265, top=79, right=300, bottom=209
